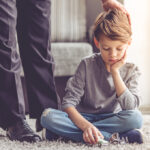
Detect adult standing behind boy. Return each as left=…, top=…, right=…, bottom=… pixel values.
left=0, top=0, right=130, bottom=142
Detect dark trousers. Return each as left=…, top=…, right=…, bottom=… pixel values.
left=0, top=0, right=59, bottom=129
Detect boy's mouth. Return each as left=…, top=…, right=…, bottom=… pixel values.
left=109, top=59, right=118, bottom=63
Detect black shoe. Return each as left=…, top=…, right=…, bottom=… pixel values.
left=6, top=119, right=41, bottom=142
left=36, top=118, right=43, bottom=132
left=119, top=129, right=144, bottom=144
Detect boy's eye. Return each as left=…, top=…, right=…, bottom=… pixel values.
left=117, top=48, right=123, bottom=51
left=103, top=48, right=110, bottom=51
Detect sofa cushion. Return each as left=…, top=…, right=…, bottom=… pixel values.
left=51, top=0, right=86, bottom=42
left=51, top=43, right=93, bottom=76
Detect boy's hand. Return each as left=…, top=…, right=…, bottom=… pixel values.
left=83, top=125, right=104, bottom=144
left=110, top=50, right=127, bottom=73
left=101, top=0, right=131, bottom=25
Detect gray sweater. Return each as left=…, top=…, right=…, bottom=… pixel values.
left=62, top=53, right=141, bottom=114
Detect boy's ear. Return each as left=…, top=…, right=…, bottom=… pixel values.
left=94, top=36, right=100, bottom=49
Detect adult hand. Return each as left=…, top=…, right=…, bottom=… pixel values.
left=110, top=50, right=127, bottom=73
left=101, top=0, right=131, bottom=25
left=83, top=125, right=104, bottom=144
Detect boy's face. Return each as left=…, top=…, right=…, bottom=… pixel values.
left=95, top=34, right=131, bottom=66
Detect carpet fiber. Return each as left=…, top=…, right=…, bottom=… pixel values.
left=0, top=114, right=150, bottom=150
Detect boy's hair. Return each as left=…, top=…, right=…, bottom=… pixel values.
left=93, top=9, right=132, bottom=43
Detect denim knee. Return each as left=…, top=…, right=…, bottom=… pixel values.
left=118, top=110, right=143, bottom=129
left=40, top=108, right=68, bottom=130
left=40, top=108, right=56, bottom=129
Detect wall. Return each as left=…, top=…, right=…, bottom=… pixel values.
left=86, top=0, right=103, bottom=30
left=124, top=0, right=150, bottom=109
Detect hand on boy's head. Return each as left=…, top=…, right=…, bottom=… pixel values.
left=102, top=0, right=131, bottom=25
left=83, top=125, right=104, bottom=144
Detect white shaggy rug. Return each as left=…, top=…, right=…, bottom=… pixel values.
left=0, top=114, right=150, bottom=150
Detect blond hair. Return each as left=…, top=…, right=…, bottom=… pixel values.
left=93, top=9, right=132, bottom=43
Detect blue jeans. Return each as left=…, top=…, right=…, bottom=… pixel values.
left=41, top=108, right=143, bottom=142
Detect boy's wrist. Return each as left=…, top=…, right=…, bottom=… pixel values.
left=82, top=123, right=94, bottom=131
left=110, top=68, right=119, bottom=74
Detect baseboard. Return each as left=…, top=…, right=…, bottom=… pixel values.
left=139, top=105, right=150, bottom=114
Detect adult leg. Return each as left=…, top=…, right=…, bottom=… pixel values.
left=0, top=0, right=25, bottom=130
left=0, top=0, right=41, bottom=142
left=16, top=0, right=60, bottom=120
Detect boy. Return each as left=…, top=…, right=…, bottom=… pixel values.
left=41, top=9, right=143, bottom=144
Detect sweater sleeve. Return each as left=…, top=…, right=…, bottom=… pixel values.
left=116, top=65, right=142, bottom=110
left=61, top=59, right=86, bottom=110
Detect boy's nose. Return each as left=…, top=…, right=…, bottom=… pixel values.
left=109, top=49, right=117, bottom=57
